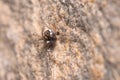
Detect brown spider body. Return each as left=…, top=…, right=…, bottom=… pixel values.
left=43, top=29, right=56, bottom=42
left=43, top=29, right=58, bottom=50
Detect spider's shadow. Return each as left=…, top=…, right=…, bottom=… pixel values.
left=37, top=41, right=56, bottom=59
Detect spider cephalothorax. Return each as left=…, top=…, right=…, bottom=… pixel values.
left=43, top=29, right=56, bottom=43
left=43, top=29, right=59, bottom=50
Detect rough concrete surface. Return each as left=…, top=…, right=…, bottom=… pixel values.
left=0, top=0, right=120, bottom=80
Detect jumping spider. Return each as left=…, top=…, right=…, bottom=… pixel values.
left=42, top=29, right=59, bottom=50
left=28, top=26, right=60, bottom=52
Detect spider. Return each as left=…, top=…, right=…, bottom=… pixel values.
left=28, top=24, right=60, bottom=52
left=42, top=27, right=60, bottom=50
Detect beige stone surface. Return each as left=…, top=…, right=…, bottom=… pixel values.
left=0, top=0, right=120, bottom=80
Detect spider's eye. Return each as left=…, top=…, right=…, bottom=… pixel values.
left=44, top=30, right=50, bottom=37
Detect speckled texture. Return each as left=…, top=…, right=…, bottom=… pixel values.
left=0, top=0, right=120, bottom=80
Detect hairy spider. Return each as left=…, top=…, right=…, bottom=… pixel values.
left=27, top=26, right=60, bottom=59
left=42, top=29, right=59, bottom=50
